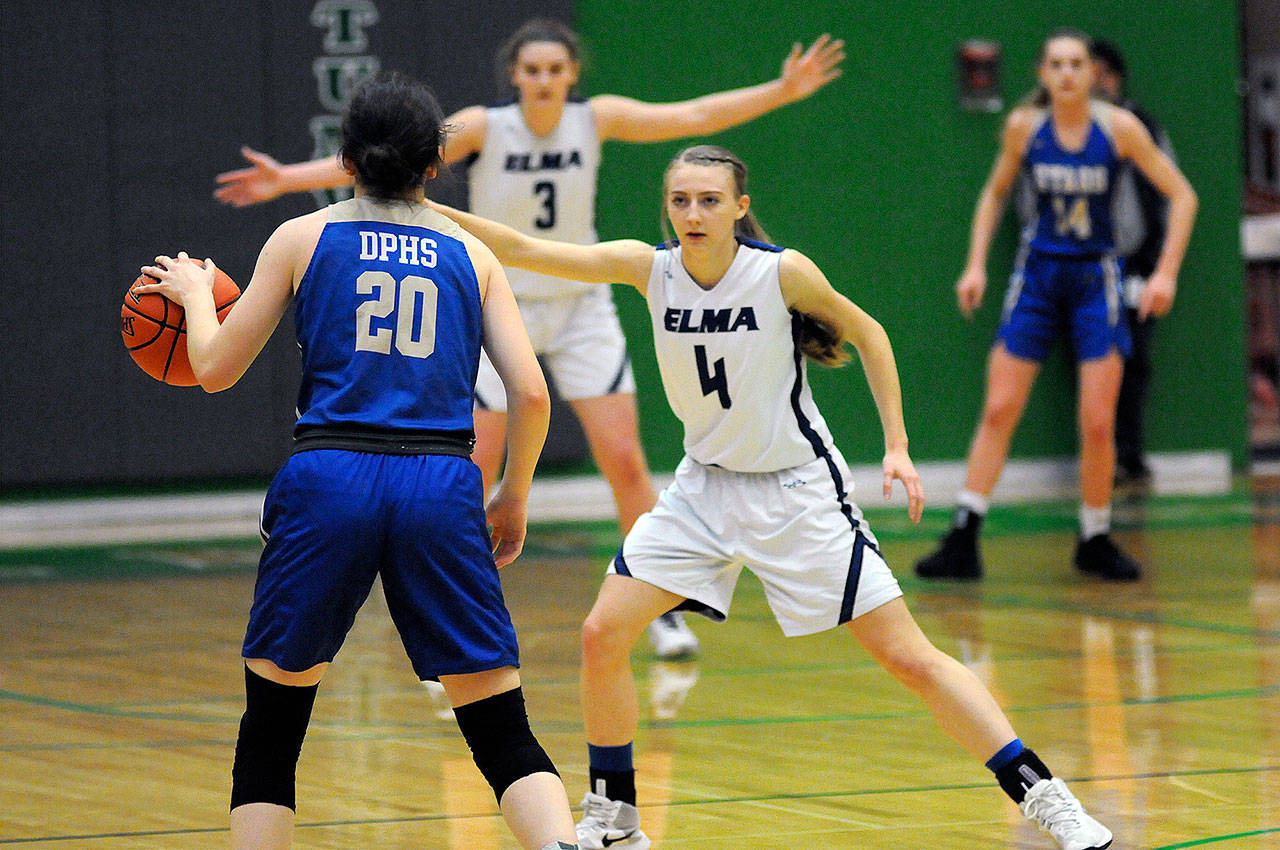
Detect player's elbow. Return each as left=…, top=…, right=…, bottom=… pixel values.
left=510, top=382, right=551, bottom=421
left=193, top=358, right=243, bottom=393
left=197, top=372, right=238, bottom=393
left=1183, top=184, right=1199, bottom=214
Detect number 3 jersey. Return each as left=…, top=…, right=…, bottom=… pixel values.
left=1022, top=101, right=1121, bottom=257
left=467, top=101, right=602, bottom=300
left=292, top=197, right=482, bottom=434
left=646, top=240, right=840, bottom=473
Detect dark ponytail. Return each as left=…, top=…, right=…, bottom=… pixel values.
left=792, top=312, right=851, bottom=368
left=339, top=71, right=445, bottom=199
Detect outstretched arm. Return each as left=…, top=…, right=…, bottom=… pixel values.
left=779, top=250, right=924, bottom=522
left=213, top=106, right=488, bottom=207
left=214, top=148, right=350, bottom=207
left=427, top=201, right=655, bottom=293
left=591, top=35, right=844, bottom=143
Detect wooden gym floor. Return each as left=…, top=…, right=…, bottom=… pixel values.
left=2, top=479, right=1279, bottom=848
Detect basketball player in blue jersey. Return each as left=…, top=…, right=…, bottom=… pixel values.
left=214, top=18, right=845, bottom=661
left=916, top=29, right=1197, bottom=583
left=136, top=72, right=579, bottom=850
left=428, top=145, right=1113, bottom=849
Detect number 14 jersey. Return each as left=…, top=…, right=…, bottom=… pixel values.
left=646, top=240, right=840, bottom=473
left=1023, top=100, right=1121, bottom=257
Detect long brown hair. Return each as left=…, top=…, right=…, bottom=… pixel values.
left=494, top=18, right=582, bottom=99
left=660, top=145, right=849, bottom=368
left=1019, top=27, right=1092, bottom=108
left=660, top=145, right=770, bottom=245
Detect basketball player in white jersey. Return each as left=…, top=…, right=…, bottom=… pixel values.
left=427, top=145, right=1113, bottom=850
left=214, top=19, right=846, bottom=660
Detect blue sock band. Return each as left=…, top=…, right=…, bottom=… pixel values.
left=985, top=738, right=1025, bottom=772
left=588, top=742, right=634, bottom=772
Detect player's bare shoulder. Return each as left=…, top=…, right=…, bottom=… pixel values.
left=1001, top=105, right=1042, bottom=149
left=444, top=105, right=488, bottom=162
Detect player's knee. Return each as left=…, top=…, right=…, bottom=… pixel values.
left=581, top=610, right=633, bottom=664
left=593, top=440, right=649, bottom=486
left=453, top=687, right=558, bottom=803
left=230, top=666, right=318, bottom=812
left=877, top=642, right=948, bottom=692
left=1078, top=409, right=1115, bottom=447
left=979, top=396, right=1022, bottom=432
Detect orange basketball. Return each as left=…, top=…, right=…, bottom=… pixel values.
left=120, top=261, right=241, bottom=386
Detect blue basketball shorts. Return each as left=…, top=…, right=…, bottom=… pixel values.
left=243, top=449, right=519, bottom=680
left=996, top=251, right=1131, bottom=362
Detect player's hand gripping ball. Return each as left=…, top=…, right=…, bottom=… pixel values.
left=120, top=258, right=240, bottom=386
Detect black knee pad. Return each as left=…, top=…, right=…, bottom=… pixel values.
left=453, top=686, right=558, bottom=803
left=230, top=666, right=318, bottom=812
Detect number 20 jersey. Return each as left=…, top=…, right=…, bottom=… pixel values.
left=1022, top=100, right=1121, bottom=257
left=646, top=240, right=840, bottom=473
left=293, top=198, right=482, bottom=434
left=467, top=101, right=601, bottom=299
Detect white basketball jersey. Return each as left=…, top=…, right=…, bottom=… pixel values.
left=467, top=101, right=601, bottom=299
left=646, top=241, right=840, bottom=472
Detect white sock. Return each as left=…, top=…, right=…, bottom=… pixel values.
left=956, top=489, right=990, bottom=516
left=1080, top=504, right=1111, bottom=540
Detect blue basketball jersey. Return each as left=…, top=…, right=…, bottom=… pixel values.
left=293, top=198, right=482, bottom=433
left=1023, top=102, right=1121, bottom=257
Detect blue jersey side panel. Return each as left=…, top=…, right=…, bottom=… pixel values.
left=1024, top=111, right=1120, bottom=256
left=293, top=220, right=482, bottom=432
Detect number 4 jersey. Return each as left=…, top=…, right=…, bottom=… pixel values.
left=646, top=240, right=841, bottom=473
left=1023, top=100, right=1121, bottom=257
left=467, top=100, right=602, bottom=299
left=293, top=197, right=482, bottom=434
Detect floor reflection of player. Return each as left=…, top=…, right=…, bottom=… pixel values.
left=1082, top=618, right=1138, bottom=843
left=1252, top=504, right=1280, bottom=830
left=636, top=659, right=700, bottom=845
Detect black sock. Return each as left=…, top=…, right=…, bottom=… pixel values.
left=588, top=767, right=636, bottom=806
left=993, top=747, right=1053, bottom=804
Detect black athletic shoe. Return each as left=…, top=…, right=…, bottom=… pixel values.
left=1074, top=534, right=1142, bottom=582
left=1114, top=463, right=1152, bottom=491
left=915, top=528, right=983, bottom=580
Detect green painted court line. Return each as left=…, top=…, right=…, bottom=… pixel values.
left=4, top=682, right=1277, bottom=747
left=647, top=684, right=1280, bottom=730
left=962, top=591, right=1280, bottom=640
left=0, top=491, right=1265, bottom=579
left=1150, top=827, right=1280, bottom=848
left=0, top=688, right=232, bottom=724
left=5, top=766, right=1277, bottom=844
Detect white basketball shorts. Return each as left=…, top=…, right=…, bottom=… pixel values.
left=611, top=454, right=903, bottom=636
left=473, top=285, right=636, bottom=411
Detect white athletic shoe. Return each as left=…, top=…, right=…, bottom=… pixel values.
left=420, top=679, right=455, bottom=720
left=1019, top=778, right=1113, bottom=849
left=646, top=611, right=699, bottom=659
left=576, top=792, right=650, bottom=849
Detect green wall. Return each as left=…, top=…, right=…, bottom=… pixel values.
left=575, top=0, right=1247, bottom=472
